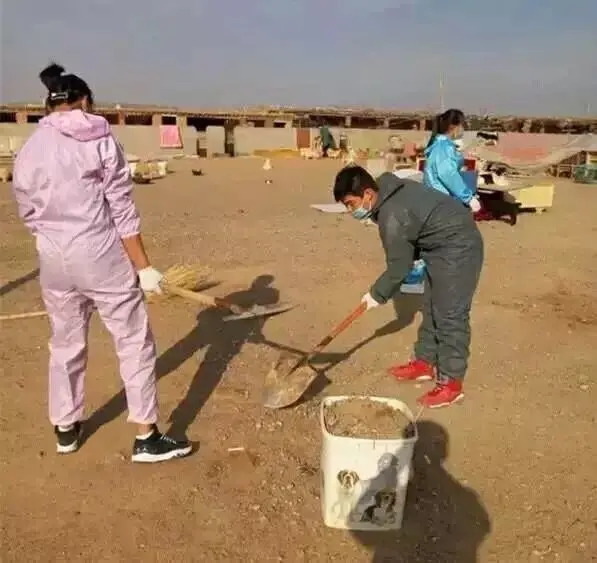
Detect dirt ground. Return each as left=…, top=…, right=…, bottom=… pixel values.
left=1, top=158, right=596, bottom=562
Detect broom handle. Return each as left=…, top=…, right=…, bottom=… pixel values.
left=0, top=311, right=48, bottom=320
left=164, top=285, right=244, bottom=314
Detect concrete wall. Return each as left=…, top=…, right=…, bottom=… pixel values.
left=2, top=123, right=429, bottom=157
left=206, top=126, right=226, bottom=157
left=320, top=128, right=429, bottom=152
left=231, top=126, right=430, bottom=155
left=233, top=126, right=296, bottom=155
left=0, top=123, right=198, bottom=158
left=112, top=125, right=197, bottom=158
left=0, top=124, right=35, bottom=153
left=1, top=121, right=583, bottom=162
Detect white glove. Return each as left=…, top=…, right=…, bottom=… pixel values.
left=468, top=197, right=482, bottom=213
left=138, top=266, right=163, bottom=294
left=362, top=292, right=380, bottom=310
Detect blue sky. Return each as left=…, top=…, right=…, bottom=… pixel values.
left=1, top=0, right=596, bottom=116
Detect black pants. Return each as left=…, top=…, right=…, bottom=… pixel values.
left=414, top=229, right=484, bottom=381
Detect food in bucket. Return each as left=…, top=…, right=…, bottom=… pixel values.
left=324, top=398, right=415, bottom=440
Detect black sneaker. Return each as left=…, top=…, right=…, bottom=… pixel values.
left=131, top=425, right=192, bottom=463
left=54, top=422, right=83, bottom=454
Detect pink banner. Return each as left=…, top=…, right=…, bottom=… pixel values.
left=160, top=125, right=182, bottom=149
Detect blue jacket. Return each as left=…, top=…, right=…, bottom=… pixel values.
left=423, top=135, right=473, bottom=204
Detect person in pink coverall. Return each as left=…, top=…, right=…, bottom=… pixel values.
left=12, top=63, right=191, bottom=463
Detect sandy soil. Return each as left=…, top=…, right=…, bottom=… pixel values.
left=324, top=398, right=414, bottom=439
left=1, top=158, right=596, bottom=562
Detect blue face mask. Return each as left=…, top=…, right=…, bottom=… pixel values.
left=351, top=196, right=372, bottom=221
left=352, top=207, right=371, bottom=220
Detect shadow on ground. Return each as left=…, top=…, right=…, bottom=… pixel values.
left=84, top=274, right=282, bottom=441
left=350, top=420, right=491, bottom=562
left=85, top=283, right=423, bottom=438
left=163, top=274, right=280, bottom=438
left=260, top=291, right=424, bottom=405
left=0, top=268, right=39, bottom=297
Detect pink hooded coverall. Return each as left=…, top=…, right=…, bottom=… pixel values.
left=12, top=110, right=158, bottom=427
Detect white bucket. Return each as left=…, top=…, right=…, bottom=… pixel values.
left=320, top=396, right=418, bottom=531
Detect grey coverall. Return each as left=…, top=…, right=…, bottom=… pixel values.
left=369, top=173, right=484, bottom=381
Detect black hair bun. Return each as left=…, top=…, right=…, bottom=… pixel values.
left=39, top=63, right=65, bottom=90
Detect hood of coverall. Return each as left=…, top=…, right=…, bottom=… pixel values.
left=369, top=172, right=405, bottom=222
left=424, top=134, right=452, bottom=158
left=40, top=109, right=110, bottom=142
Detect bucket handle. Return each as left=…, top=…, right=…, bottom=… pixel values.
left=413, top=405, right=425, bottom=422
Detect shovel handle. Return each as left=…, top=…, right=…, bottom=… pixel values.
left=306, top=301, right=367, bottom=361
left=164, top=285, right=243, bottom=315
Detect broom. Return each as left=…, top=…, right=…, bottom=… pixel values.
left=0, top=310, right=49, bottom=321
left=0, top=264, right=212, bottom=320
left=145, top=263, right=212, bottom=303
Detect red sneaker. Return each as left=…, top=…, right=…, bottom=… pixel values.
left=388, top=359, right=434, bottom=382
left=417, top=380, right=464, bottom=408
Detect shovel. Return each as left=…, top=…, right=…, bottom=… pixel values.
left=165, top=284, right=294, bottom=321
left=263, top=301, right=367, bottom=409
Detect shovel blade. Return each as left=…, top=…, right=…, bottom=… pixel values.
left=223, top=302, right=294, bottom=322
left=262, top=353, right=318, bottom=409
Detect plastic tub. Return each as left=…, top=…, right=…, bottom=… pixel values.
left=320, top=396, right=418, bottom=531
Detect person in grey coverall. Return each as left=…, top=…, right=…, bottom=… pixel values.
left=333, top=165, right=483, bottom=408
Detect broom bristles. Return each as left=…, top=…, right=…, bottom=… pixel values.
left=163, top=264, right=212, bottom=290
left=145, top=263, right=212, bottom=303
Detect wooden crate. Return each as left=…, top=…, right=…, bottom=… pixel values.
left=479, top=179, right=555, bottom=213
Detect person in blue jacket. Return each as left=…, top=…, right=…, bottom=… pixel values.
left=405, top=110, right=483, bottom=293
left=423, top=109, right=481, bottom=213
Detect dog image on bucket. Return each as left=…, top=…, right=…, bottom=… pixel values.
left=360, top=490, right=397, bottom=526
left=349, top=453, right=402, bottom=526
left=330, top=470, right=361, bottom=522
